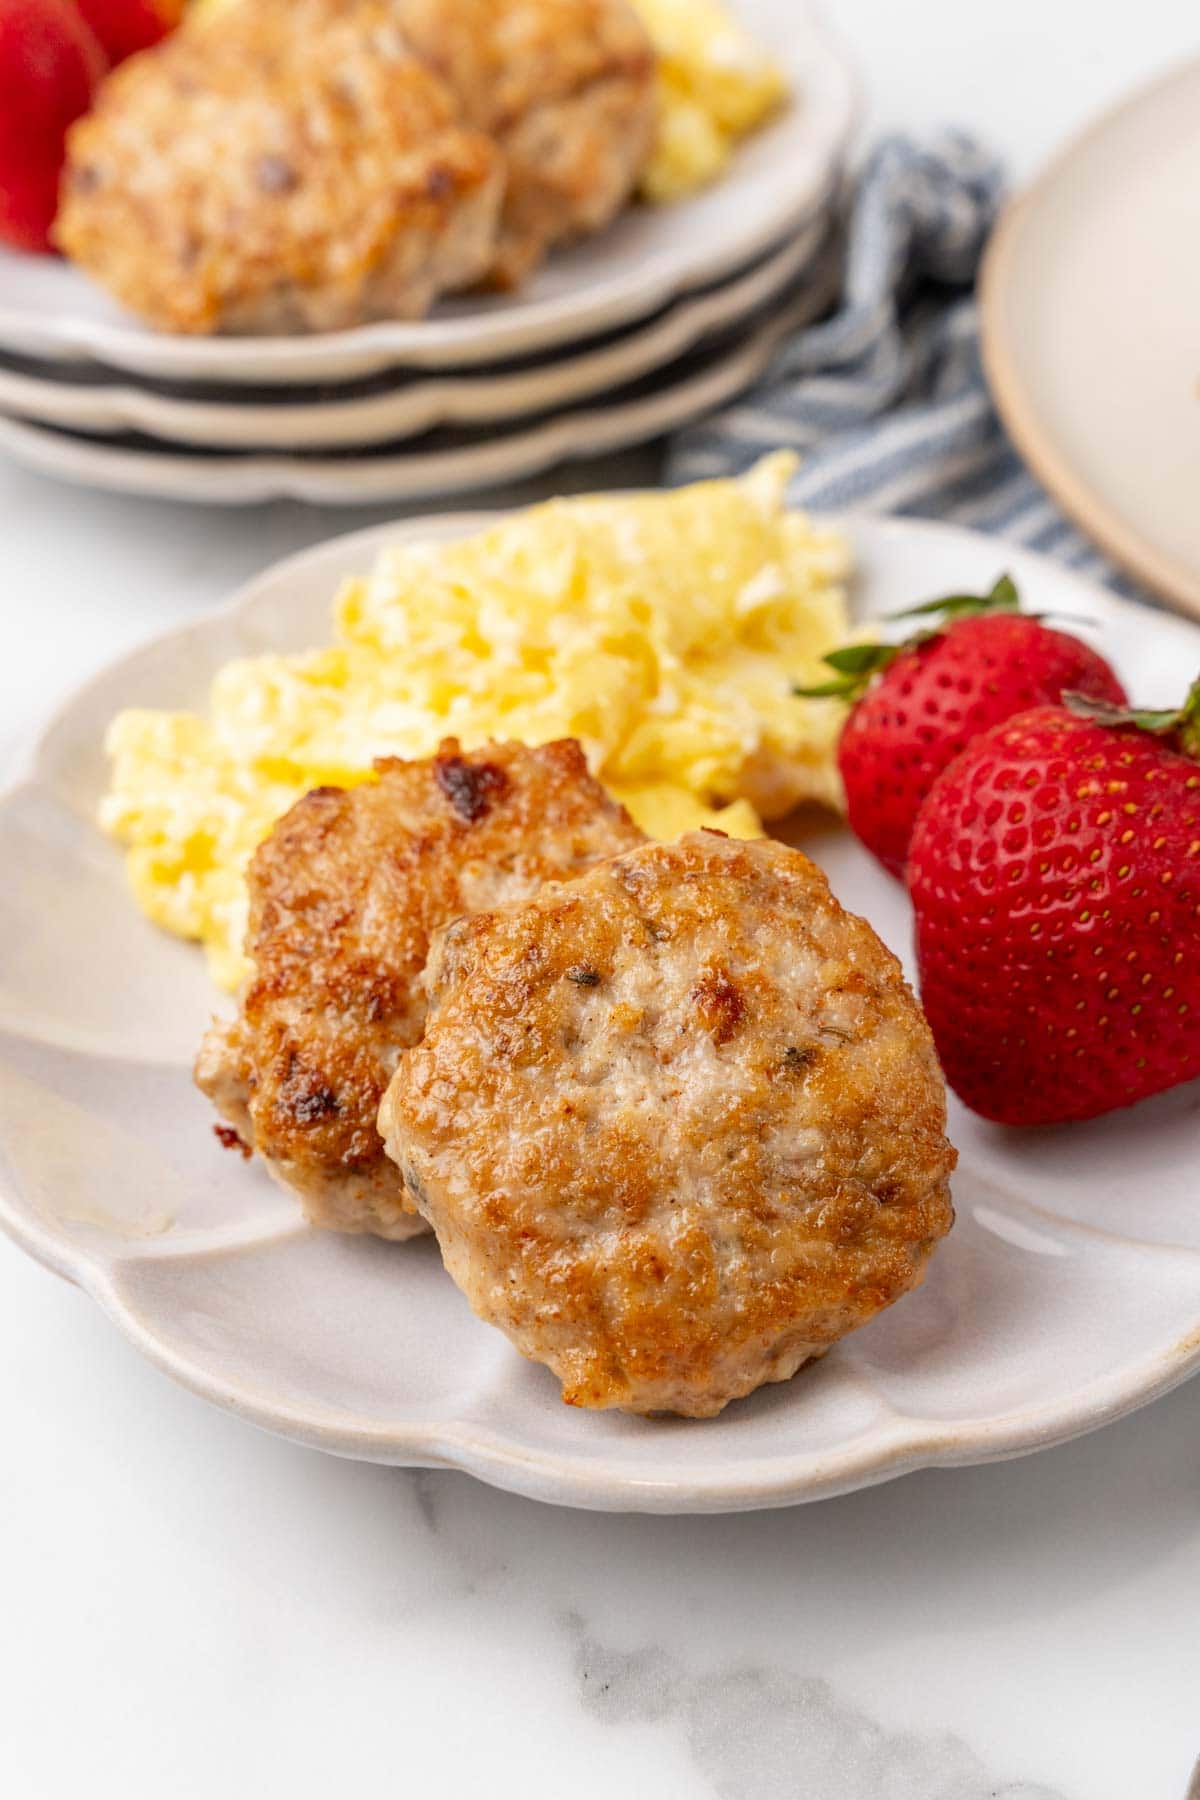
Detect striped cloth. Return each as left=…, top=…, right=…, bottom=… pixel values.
left=667, top=133, right=1138, bottom=598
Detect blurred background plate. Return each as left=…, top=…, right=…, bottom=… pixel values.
left=0, top=265, right=837, bottom=504
left=980, top=56, right=1200, bottom=621
left=0, top=215, right=833, bottom=450
left=0, top=0, right=858, bottom=385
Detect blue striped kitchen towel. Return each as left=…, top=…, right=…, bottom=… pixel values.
left=667, top=132, right=1140, bottom=599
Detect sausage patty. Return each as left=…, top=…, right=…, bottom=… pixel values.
left=57, top=0, right=504, bottom=334
left=379, top=832, right=956, bottom=1415
left=388, top=0, right=659, bottom=286
left=196, top=739, right=644, bottom=1238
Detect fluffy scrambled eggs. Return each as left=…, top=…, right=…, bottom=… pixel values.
left=631, top=0, right=789, bottom=202
left=102, top=455, right=850, bottom=989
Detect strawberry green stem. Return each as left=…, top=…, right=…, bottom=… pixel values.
left=1179, top=677, right=1200, bottom=758
left=793, top=640, right=901, bottom=701
left=794, top=573, right=1021, bottom=704
left=886, top=573, right=1020, bottom=623
left=1063, top=673, right=1200, bottom=759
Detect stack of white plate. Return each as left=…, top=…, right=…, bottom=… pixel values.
left=0, top=1, right=857, bottom=506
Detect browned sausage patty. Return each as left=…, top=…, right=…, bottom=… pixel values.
left=57, top=0, right=504, bottom=334
left=196, top=739, right=644, bottom=1238
left=380, top=832, right=956, bottom=1414
left=387, top=0, right=659, bottom=286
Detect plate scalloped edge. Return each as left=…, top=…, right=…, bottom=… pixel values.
left=0, top=218, right=831, bottom=449
left=2, top=511, right=1200, bottom=1513
left=0, top=269, right=840, bottom=506
left=2, top=1095, right=1199, bottom=1515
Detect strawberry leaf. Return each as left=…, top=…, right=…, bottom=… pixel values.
left=1063, top=694, right=1179, bottom=733
left=794, top=640, right=900, bottom=702
left=792, top=676, right=867, bottom=699
left=823, top=644, right=896, bottom=675
left=1184, top=677, right=1200, bottom=758
left=1064, top=675, right=1200, bottom=757
left=792, top=574, right=1044, bottom=710
left=887, top=573, right=1020, bottom=623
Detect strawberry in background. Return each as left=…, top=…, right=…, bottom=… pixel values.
left=0, top=0, right=107, bottom=251
left=75, top=0, right=181, bottom=64
left=799, top=577, right=1128, bottom=879
left=0, top=0, right=182, bottom=255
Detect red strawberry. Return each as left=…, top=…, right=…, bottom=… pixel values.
left=74, top=0, right=181, bottom=66
left=0, top=0, right=107, bottom=253
left=800, top=577, right=1127, bottom=880
left=908, top=681, right=1200, bottom=1126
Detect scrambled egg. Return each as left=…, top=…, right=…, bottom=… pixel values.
left=102, top=455, right=850, bottom=989
left=631, top=0, right=788, bottom=202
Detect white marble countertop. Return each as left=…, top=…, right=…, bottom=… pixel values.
left=3, top=5, right=1199, bottom=1796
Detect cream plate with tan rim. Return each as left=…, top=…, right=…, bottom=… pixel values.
left=1, top=514, right=1199, bottom=1512
left=981, top=56, right=1200, bottom=622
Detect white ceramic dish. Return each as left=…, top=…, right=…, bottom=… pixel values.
left=0, top=274, right=835, bottom=504
left=0, top=218, right=828, bottom=450
left=0, top=0, right=857, bottom=384
left=2, top=510, right=1198, bottom=1513
left=980, top=55, right=1200, bottom=622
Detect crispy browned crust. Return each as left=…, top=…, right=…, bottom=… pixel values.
left=394, top=0, right=656, bottom=130
left=57, top=0, right=504, bottom=334
left=56, top=0, right=656, bottom=329
left=381, top=833, right=957, bottom=1415
left=196, top=739, right=644, bottom=1238
left=390, top=0, right=658, bottom=285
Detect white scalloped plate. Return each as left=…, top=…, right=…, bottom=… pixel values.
left=2, top=512, right=1199, bottom=1512
left=0, top=218, right=829, bottom=450
left=0, top=277, right=834, bottom=505
left=0, top=0, right=857, bottom=384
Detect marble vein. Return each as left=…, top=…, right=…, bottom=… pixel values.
left=564, top=1615, right=1070, bottom=1800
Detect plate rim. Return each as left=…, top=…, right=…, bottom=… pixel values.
left=0, top=220, right=830, bottom=450
left=0, top=2, right=860, bottom=384
left=2, top=1191, right=1198, bottom=1514
left=3, top=507, right=1200, bottom=1512
left=0, top=270, right=838, bottom=505
left=979, top=53, right=1200, bottom=624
